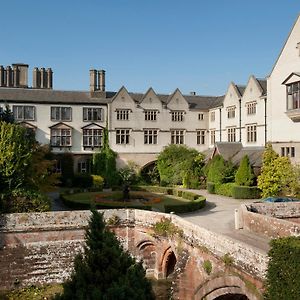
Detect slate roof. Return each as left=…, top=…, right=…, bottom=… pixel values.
left=0, top=88, right=115, bottom=105
left=212, top=142, right=264, bottom=167
left=257, top=79, right=267, bottom=96
left=236, top=85, right=246, bottom=97
left=0, top=86, right=225, bottom=110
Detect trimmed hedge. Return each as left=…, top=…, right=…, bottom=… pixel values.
left=165, top=196, right=206, bottom=213
left=232, top=186, right=261, bottom=199
left=61, top=194, right=151, bottom=211
left=181, top=191, right=199, bottom=200
left=207, top=182, right=216, bottom=194
left=215, top=183, right=235, bottom=197
left=265, top=237, right=300, bottom=300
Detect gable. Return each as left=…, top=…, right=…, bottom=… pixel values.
left=242, top=76, right=263, bottom=101
left=282, top=72, right=300, bottom=85
left=223, top=83, right=241, bottom=107
left=111, top=86, right=135, bottom=108
left=167, top=89, right=189, bottom=110
left=140, top=88, right=163, bottom=109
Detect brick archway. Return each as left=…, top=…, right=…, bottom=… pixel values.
left=136, top=240, right=157, bottom=277
left=161, top=246, right=177, bottom=279
left=194, top=275, right=261, bottom=300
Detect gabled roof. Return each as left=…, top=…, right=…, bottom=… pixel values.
left=257, top=79, right=267, bottom=96
left=236, top=85, right=246, bottom=97
left=281, top=72, right=300, bottom=85
left=0, top=87, right=114, bottom=105
left=49, top=122, right=73, bottom=129
left=81, top=122, right=105, bottom=129
left=213, top=142, right=243, bottom=161
left=231, top=147, right=264, bottom=167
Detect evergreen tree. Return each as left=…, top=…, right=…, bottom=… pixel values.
left=55, top=210, right=154, bottom=300
left=0, top=105, right=14, bottom=123
left=235, top=155, right=255, bottom=186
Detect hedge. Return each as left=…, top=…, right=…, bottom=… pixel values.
left=215, top=183, right=235, bottom=197
left=165, top=196, right=206, bottom=213
left=265, top=237, right=300, bottom=300
left=207, top=182, right=215, bottom=194
left=232, top=186, right=261, bottom=199
left=61, top=194, right=151, bottom=211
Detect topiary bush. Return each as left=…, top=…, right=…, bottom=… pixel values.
left=164, top=196, right=206, bottom=213
left=265, top=237, right=300, bottom=300
left=232, top=186, right=261, bottom=199
left=235, top=155, right=255, bottom=186
left=91, top=175, right=104, bottom=190
left=207, top=182, right=216, bottom=194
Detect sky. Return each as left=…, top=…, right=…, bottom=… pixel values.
left=1, top=1, right=299, bottom=95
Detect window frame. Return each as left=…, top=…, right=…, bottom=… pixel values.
left=196, top=130, right=206, bottom=145
left=170, top=129, right=184, bottom=144
left=13, top=105, right=35, bottom=121
left=227, top=127, right=236, bottom=142
left=116, top=129, right=130, bottom=144
left=116, top=109, right=130, bottom=121
left=286, top=81, right=300, bottom=110
left=51, top=106, right=72, bottom=122
left=83, top=107, right=103, bottom=122
left=171, top=111, right=184, bottom=122
left=246, top=124, right=257, bottom=143
left=144, top=110, right=158, bottom=121
left=144, top=129, right=158, bottom=144
left=50, top=128, right=72, bottom=147
left=246, top=101, right=257, bottom=115
left=83, top=128, right=103, bottom=148
left=227, top=106, right=236, bottom=119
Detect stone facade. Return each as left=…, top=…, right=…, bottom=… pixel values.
left=0, top=209, right=266, bottom=299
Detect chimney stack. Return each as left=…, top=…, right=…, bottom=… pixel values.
left=6, top=66, right=12, bottom=87
left=0, top=66, right=4, bottom=87
left=32, top=66, right=53, bottom=89
left=90, top=69, right=97, bottom=92
left=99, top=70, right=105, bottom=92
left=12, top=63, right=29, bottom=87
left=33, top=67, right=40, bottom=88
left=47, top=68, right=53, bottom=89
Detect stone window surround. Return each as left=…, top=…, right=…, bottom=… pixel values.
left=83, top=107, right=103, bottom=122
left=51, top=106, right=72, bottom=122
left=171, top=129, right=184, bottom=144
left=196, top=129, right=205, bottom=145
left=144, top=129, right=158, bottom=144
left=116, top=128, right=130, bottom=144
left=13, top=105, right=35, bottom=121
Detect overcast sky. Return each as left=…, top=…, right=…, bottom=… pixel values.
left=1, top=1, right=299, bottom=95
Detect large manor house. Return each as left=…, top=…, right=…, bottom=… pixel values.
left=1, top=16, right=300, bottom=172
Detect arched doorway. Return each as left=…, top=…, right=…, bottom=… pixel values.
left=214, top=294, right=249, bottom=300
left=161, top=247, right=177, bottom=278
left=140, top=161, right=159, bottom=185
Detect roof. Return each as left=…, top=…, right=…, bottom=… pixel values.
left=236, top=85, right=246, bottom=97
left=0, top=86, right=225, bottom=110
left=212, top=142, right=264, bottom=167
left=0, top=87, right=115, bottom=105
left=214, top=142, right=243, bottom=161
left=257, top=79, right=267, bottom=95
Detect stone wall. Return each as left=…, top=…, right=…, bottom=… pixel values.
left=239, top=203, right=300, bottom=239
left=0, top=209, right=266, bottom=299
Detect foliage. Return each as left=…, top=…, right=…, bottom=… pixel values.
left=91, top=175, right=104, bottom=189
left=152, top=217, right=183, bottom=237
left=257, top=144, right=298, bottom=197
left=157, top=144, right=205, bottom=187
left=0, top=104, right=14, bottom=123
left=235, top=155, right=255, bottom=186
left=140, top=163, right=160, bottom=185
left=207, top=182, right=216, bottom=194
left=232, top=186, right=261, bottom=199
left=203, top=260, right=212, bottom=275
left=1, top=189, right=51, bottom=213
left=60, top=153, right=74, bottom=187
left=206, top=155, right=235, bottom=184
left=55, top=210, right=154, bottom=300
left=26, top=144, right=60, bottom=192
left=72, top=174, right=93, bottom=188
left=164, top=197, right=206, bottom=213
left=93, top=127, right=119, bottom=187
left=119, top=161, right=139, bottom=185
left=0, top=121, right=33, bottom=190
left=222, top=253, right=233, bottom=266
left=264, top=237, right=300, bottom=300
left=215, top=183, right=235, bottom=197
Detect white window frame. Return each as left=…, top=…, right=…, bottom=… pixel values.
left=51, top=107, right=72, bottom=121
left=83, top=107, right=103, bottom=121
left=144, top=129, right=158, bottom=144
left=116, top=129, right=130, bottom=144
left=144, top=110, right=158, bottom=121
left=171, top=111, right=184, bottom=122
left=116, top=109, right=130, bottom=120
left=210, top=130, right=216, bottom=145
left=287, top=81, right=300, bottom=110
left=246, top=124, right=257, bottom=143
left=171, top=129, right=184, bottom=144
left=227, top=127, right=236, bottom=142
left=196, top=130, right=205, bottom=145
left=51, top=128, right=72, bottom=147
left=13, top=105, right=35, bottom=121
left=246, top=102, right=257, bottom=115
left=227, top=106, right=236, bottom=119
left=83, top=129, right=103, bottom=148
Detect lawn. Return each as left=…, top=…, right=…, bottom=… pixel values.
left=62, top=190, right=191, bottom=212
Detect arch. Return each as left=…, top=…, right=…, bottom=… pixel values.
left=140, top=160, right=159, bottom=184
left=161, top=246, right=177, bottom=278
left=194, top=275, right=261, bottom=300
left=136, top=240, right=156, bottom=276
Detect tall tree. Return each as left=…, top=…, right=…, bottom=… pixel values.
left=0, top=105, right=14, bottom=123
left=55, top=210, right=154, bottom=300
left=235, top=155, right=255, bottom=186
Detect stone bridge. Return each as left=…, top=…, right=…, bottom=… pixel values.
left=0, top=209, right=267, bottom=299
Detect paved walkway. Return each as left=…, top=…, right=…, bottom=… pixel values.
left=178, top=189, right=270, bottom=253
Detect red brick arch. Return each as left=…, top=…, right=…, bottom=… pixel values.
left=193, top=275, right=262, bottom=300
left=160, top=246, right=177, bottom=278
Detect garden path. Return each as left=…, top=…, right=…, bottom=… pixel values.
left=179, top=189, right=270, bottom=253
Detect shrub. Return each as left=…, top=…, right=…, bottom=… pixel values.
left=232, top=186, right=261, bottom=199
left=207, top=182, right=216, bottom=194
left=203, top=260, right=212, bottom=275
left=164, top=197, right=206, bottom=213
left=1, top=189, right=50, bottom=213
left=235, top=155, right=255, bottom=186
left=215, top=183, right=235, bottom=197
left=181, top=191, right=199, bottom=200
left=72, top=174, right=93, bottom=188
left=60, top=153, right=74, bottom=187
left=91, top=175, right=104, bottom=190
left=152, top=217, right=183, bottom=237
left=265, top=237, right=300, bottom=300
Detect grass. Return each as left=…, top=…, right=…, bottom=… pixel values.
left=63, top=190, right=191, bottom=212
left=0, top=284, right=63, bottom=300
